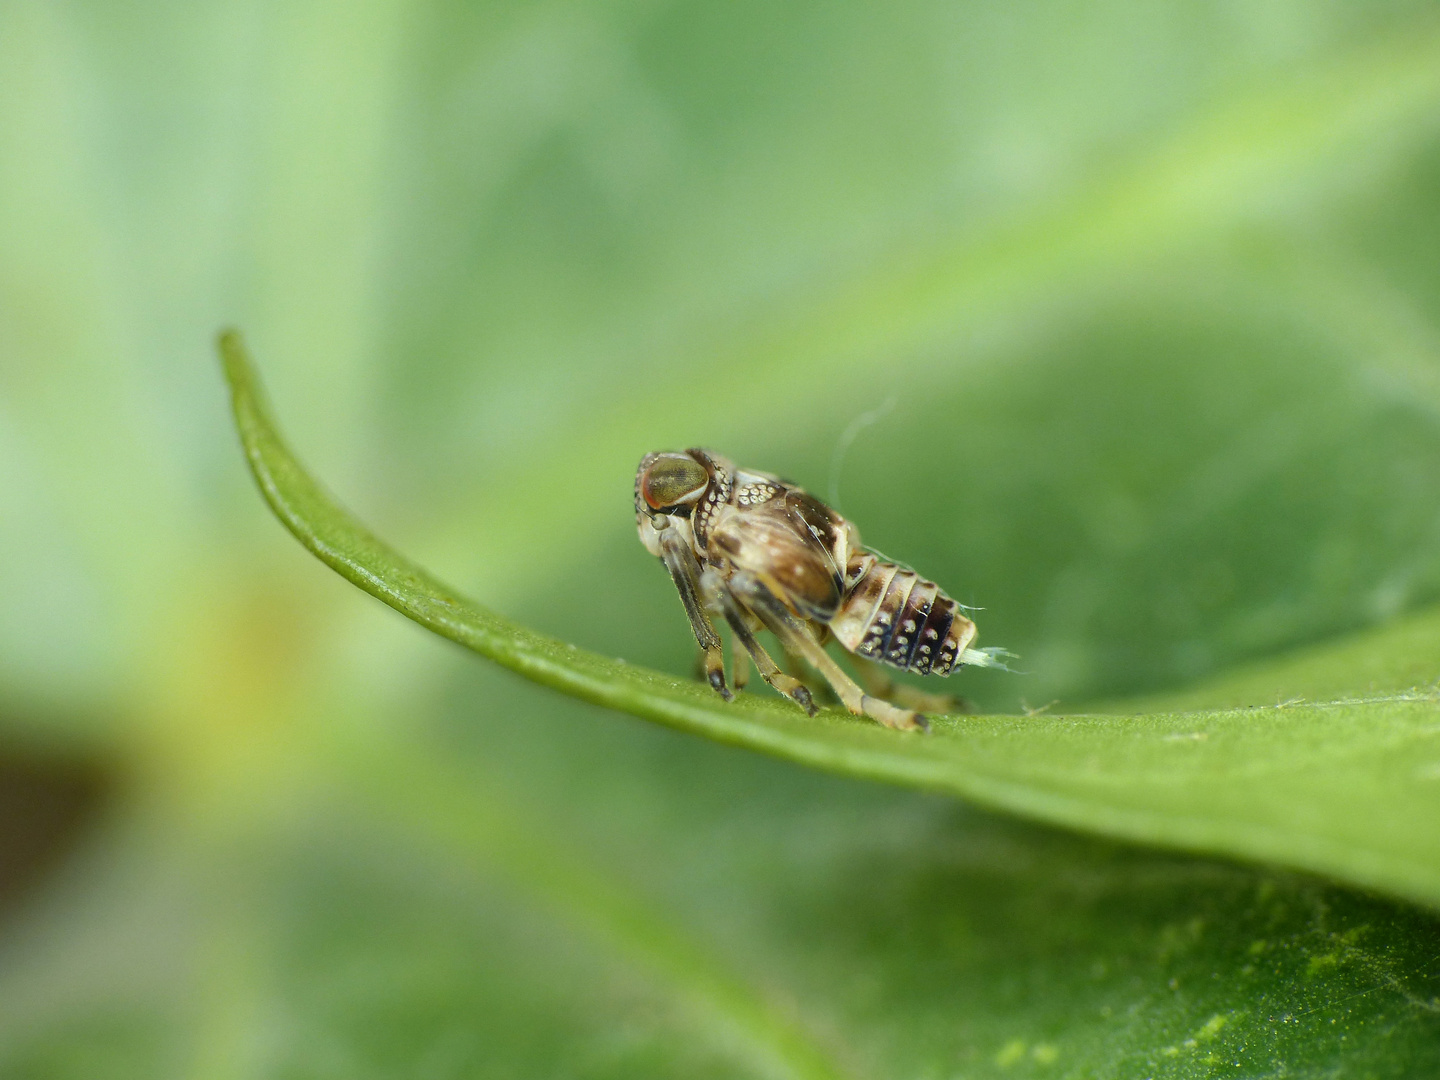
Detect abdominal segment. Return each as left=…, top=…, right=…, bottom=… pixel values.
left=829, top=554, right=976, bottom=675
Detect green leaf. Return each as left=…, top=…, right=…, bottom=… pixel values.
left=222, top=330, right=1440, bottom=912
left=6, top=725, right=1440, bottom=1080
left=10, top=3, right=1440, bottom=1075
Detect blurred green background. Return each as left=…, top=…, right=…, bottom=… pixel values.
left=5, top=1, right=1440, bottom=1076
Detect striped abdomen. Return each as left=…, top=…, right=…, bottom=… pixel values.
left=828, top=554, right=976, bottom=676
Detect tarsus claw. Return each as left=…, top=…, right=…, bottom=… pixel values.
left=708, top=669, right=733, bottom=701
left=792, top=685, right=818, bottom=716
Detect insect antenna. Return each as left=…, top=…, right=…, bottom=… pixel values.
left=826, top=395, right=897, bottom=515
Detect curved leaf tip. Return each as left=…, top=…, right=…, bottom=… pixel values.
left=220, top=330, right=1440, bottom=911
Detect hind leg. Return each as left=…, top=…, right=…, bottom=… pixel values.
left=727, top=572, right=926, bottom=732
left=849, top=655, right=970, bottom=715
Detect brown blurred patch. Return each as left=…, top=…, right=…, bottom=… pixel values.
left=0, top=750, right=109, bottom=915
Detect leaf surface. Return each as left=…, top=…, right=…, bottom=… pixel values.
left=6, top=2, right=1440, bottom=1075
left=223, top=331, right=1440, bottom=912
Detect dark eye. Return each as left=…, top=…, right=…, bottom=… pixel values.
left=639, top=452, right=709, bottom=510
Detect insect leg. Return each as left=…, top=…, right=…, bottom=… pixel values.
left=693, top=641, right=752, bottom=694
left=658, top=530, right=731, bottom=701
left=713, top=586, right=817, bottom=716
left=701, top=575, right=754, bottom=693
left=775, top=644, right=839, bottom=706
left=728, top=572, right=926, bottom=732
left=731, top=645, right=750, bottom=692
left=786, top=624, right=841, bottom=705
left=849, top=654, right=970, bottom=715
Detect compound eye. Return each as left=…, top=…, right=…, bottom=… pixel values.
left=639, top=452, right=709, bottom=511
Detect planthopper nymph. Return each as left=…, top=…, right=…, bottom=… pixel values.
left=635, top=448, right=1009, bottom=732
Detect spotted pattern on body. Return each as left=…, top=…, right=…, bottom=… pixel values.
left=688, top=449, right=733, bottom=550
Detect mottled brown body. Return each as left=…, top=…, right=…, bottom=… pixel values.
left=635, top=448, right=997, bottom=731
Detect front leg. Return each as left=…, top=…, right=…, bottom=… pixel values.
left=691, top=642, right=750, bottom=692
left=706, top=576, right=818, bottom=716
left=657, top=527, right=730, bottom=700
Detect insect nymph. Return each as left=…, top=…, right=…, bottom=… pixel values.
left=635, top=448, right=1005, bottom=732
